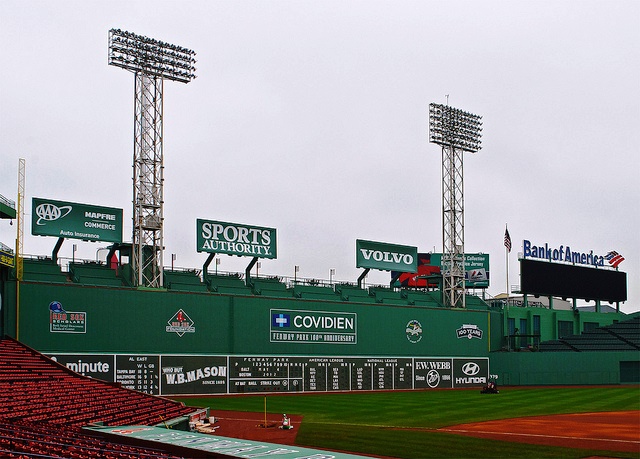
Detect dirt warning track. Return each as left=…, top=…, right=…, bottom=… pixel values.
left=439, top=411, right=640, bottom=453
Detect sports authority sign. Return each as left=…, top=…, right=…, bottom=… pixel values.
left=196, top=219, right=277, bottom=259
left=270, top=309, right=357, bottom=344
left=32, top=197, right=123, bottom=243
left=356, top=239, right=418, bottom=272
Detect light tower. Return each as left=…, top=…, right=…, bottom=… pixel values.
left=429, top=103, right=482, bottom=308
left=108, top=29, right=196, bottom=287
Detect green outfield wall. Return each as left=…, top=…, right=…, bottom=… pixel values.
left=5, top=281, right=496, bottom=356
left=490, top=351, right=639, bottom=385
left=0, top=276, right=634, bottom=390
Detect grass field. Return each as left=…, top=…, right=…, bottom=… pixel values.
left=175, top=386, right=640, bottom=459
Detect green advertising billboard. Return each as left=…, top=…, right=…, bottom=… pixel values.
left=196, top=219, right=277, bottom=258
left=356, top=239, right=418, bottom=272
left=431, top=253, right=490, bottom=288
left=31, top=198, right=123, bottom=243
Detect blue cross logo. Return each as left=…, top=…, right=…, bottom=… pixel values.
left=272, top=313, right=290, bottom=328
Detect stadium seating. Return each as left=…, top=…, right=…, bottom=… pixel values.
left=0, top=337, right=202, bottom=457
left=20, top=258, right=69, bottom=283
left=334, top=284, right=377, bottom=303
left=0, top=419, right=184, bottom=459
left=290, top=283, right=341, bottom=301
left=250, top=277, right=292, bottom=298
left=368, top=286, right=409, bottom=305
left=206, top=272, right=253, bottom=295
left=605, top=317, right=640, bottom=346
left=538, top=316, right=640, bottom=352
left=69, top=262, right=124, bottom=287
left=464, top=295, right=491, bottom=310
left=163, top=269, right=208, bottom=292
left=402, top=290, right=444, bottom=307
left=0, top=338, right=196, bottom=427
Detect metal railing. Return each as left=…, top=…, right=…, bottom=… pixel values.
left=0, top=193, right=15, bottom=209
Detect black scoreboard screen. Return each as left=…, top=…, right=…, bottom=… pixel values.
left=520, top=259, right=627, bottom=302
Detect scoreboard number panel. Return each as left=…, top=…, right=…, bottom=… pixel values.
left=47, top=353, right=487, bottom=395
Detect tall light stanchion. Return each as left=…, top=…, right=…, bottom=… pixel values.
left=429, top=103, right=482, bottom=308
left=108, top=29, right=197, bottom=287
left=15, top=158, right=25, bottom=340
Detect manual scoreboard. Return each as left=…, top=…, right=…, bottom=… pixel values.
left=47, top=353, right=489, bottom=395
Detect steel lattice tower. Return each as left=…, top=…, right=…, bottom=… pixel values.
left=108, top=29, right=196, bottom=287
left=429, top=104, right=482, bottom=308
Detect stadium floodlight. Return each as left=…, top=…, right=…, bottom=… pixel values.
left=108, top=29, right=197, bottom=288
left=429, top=104, right=482, bottom=152
left=108, top=29, right=196, bottom=83
left=429, top=103, right=483, bottom=308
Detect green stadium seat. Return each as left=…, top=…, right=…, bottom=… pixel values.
left=21, top=259, right=69, bottom=283
left=69, top=262, right=124, bottom=287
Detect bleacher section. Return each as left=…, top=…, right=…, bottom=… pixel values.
left=250, top=276, right=291, bottom=298
left=368, top=286, right=407, bottom=305
left=335, top=284, right=376, bottom=303
left=0, top=337, right=201, bottom=458
left=14, top=260, right=492, bottom=311
left=163, top=269, right=208, bottom=292
left=206, top=273, right=253, bottom=295
left=464, top=295, right=491, bottom=310
left=0, top=338, right=196, bottom=427
left=0, top=419, right=184, bottom=459
left=403, top=290, right=443, bottom=307
left=538, top=317, right=640, bottom=352
left=69, top=262, right=124, bottom=287
left=21, top=258, right=69, bottom=283
left=291, top=283, right=341, bottom=301
left=606, top=317, right=640, bottom=344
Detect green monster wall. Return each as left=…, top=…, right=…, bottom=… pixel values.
left=8, top=282, right=498, bottom=357
left=2, top=279, right=634, bottom=391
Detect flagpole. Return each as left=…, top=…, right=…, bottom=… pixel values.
left=504, top=247, right=510, bottom=298
left=506, top=242, right=509, bottom=296
left=504, top=224, right=510, bottom=297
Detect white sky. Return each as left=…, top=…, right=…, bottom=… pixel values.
left=1, top=0, right=638, bottom=313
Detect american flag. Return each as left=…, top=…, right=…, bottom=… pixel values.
left=605, top=251, right=625, bottom=268
left=504, top=227, right=512, bottom=252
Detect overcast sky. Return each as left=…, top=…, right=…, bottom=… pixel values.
left=1, top=0, right=638, bottom=313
